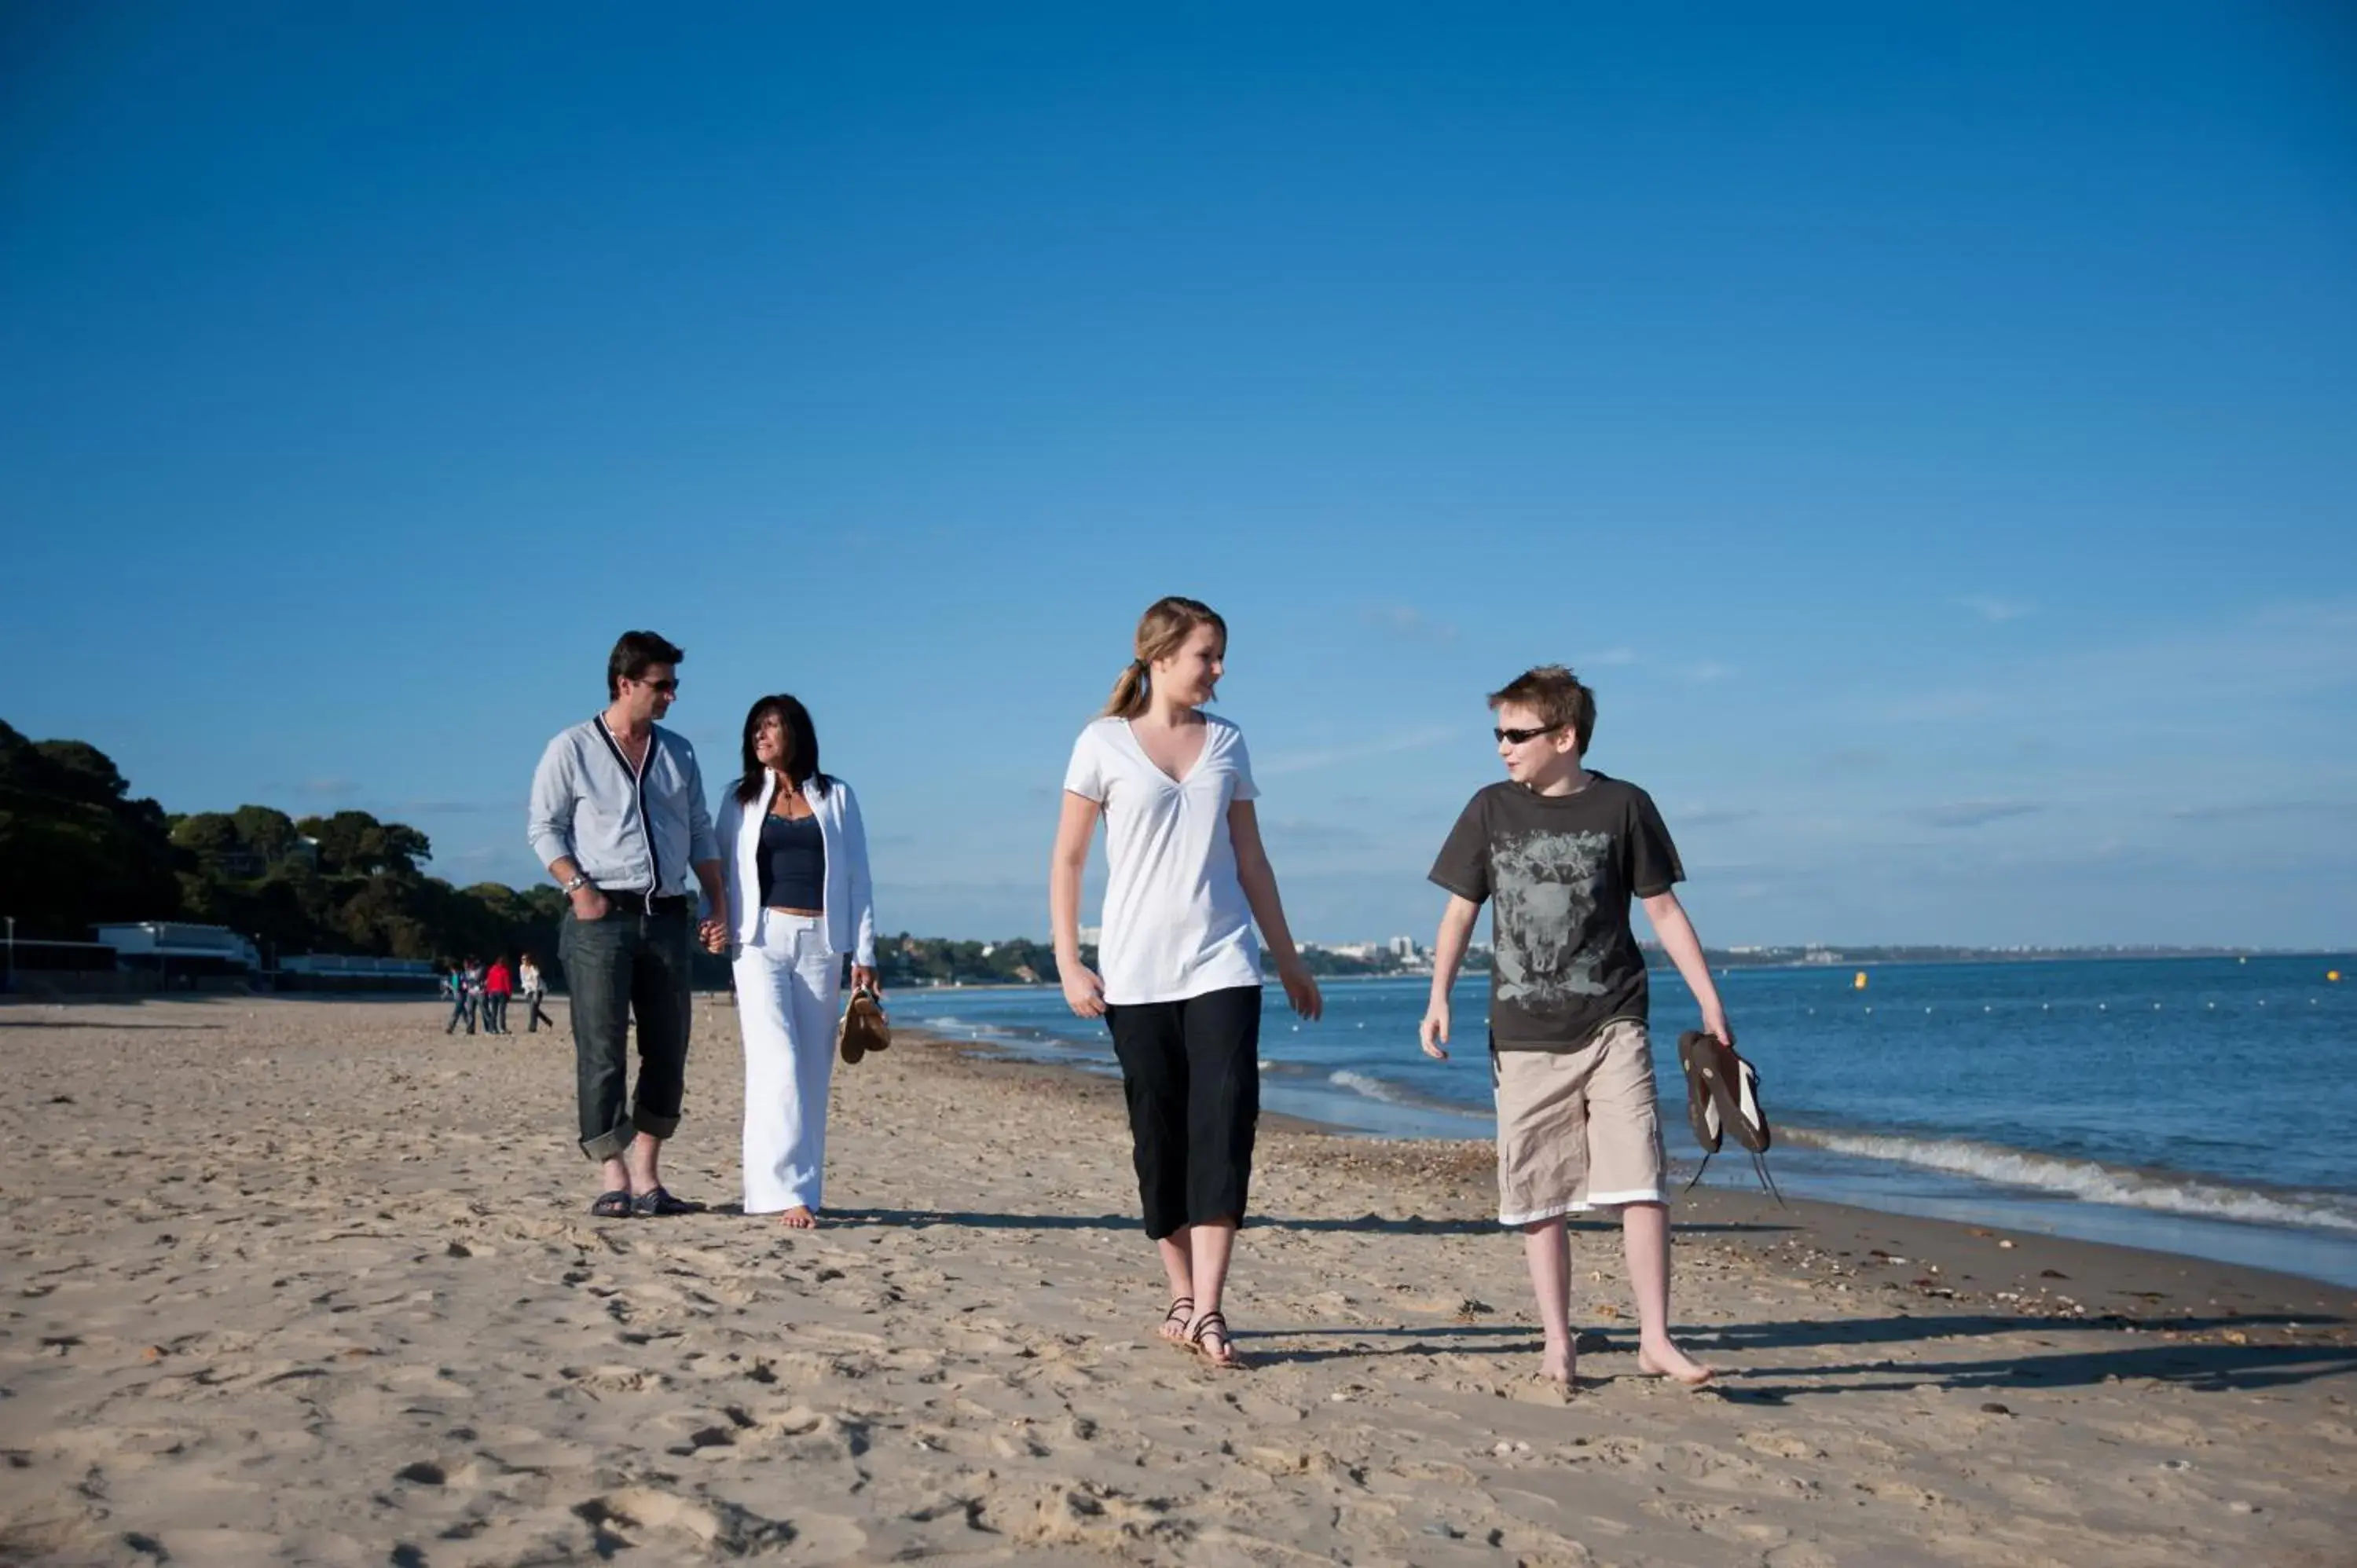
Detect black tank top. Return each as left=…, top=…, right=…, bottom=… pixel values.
left=757, top=812, right=825, bottom=910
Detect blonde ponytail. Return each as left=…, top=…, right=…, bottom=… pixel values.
left=1098, top=596, right=1226, bottom=718
left=1103, top=658, right=1151, bottom=720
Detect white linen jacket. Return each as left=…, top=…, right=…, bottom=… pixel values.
left=716, top=772, right=878, bottom=965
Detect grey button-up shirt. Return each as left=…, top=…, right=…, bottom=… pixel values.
left=527, top=716, right=720, bottom=897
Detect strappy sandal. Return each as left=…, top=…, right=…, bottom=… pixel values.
left=1187, top=1310, right=1247, bottom=1371
left=588, top=1189, right=634, bottom=1219
left=1159, top=1295, right=1195, bottom=1344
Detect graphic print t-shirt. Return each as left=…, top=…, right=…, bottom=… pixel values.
left=1426, top=774, right=1684, bottom=1051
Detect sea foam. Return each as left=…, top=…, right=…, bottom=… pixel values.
left=1785, top=1128, right=2357, bottom=1233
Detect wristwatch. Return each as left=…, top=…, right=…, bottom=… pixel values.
left=561, top=873, right=592, bottom=893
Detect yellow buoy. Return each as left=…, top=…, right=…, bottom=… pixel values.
left=1853, top=971, right=1868, bottom=991
left=2330, top=969, right=2343, bottom=984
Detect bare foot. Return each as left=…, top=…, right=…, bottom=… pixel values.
left=1186, top=1309, right=1247, bottom=1371
left=1635, top=1343, right=1717, bottom=1387
left=1537, top=1345, right=1578, bottom=1387
left=779, top=1205, right=819, bottom=1229
left=1158, top=1295, right=1196, bottom=1344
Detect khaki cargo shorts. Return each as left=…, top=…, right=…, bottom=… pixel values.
left=1491, top=1017, right=1666, bottom=1225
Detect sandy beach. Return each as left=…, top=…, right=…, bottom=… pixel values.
left=2, top=996, right=2352, bottom=1567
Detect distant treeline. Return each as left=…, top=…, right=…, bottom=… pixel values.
left=0, top=720, right=1091, bottom=988
left=1, top=719, right=565, bottom=966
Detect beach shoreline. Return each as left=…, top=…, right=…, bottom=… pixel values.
left=926, top=1024, right=2357, bottom=1319
left=3, top=995, right=2352, bottom=1565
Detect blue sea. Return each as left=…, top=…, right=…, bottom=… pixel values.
left=894, top=955, right=2357, bottom=1289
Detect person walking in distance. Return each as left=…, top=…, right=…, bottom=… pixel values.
left=527, top=630, right=728, bottom=1219
left=1048, top=595, right=1322, bottom=1370
left=518, top=951, right=554, bottom=1034
left=442, top=961, right=476, bottom=1035
left=482, top=954, right=515, bottom=1035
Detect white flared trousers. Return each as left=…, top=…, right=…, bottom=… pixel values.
left=733, top=910, right=841, bottom=1214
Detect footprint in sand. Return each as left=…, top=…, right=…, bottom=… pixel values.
left=558, top=1364, right=671, bottom=1394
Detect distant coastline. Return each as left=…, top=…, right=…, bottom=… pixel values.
left=1288, top=941, right=2338, bottom=982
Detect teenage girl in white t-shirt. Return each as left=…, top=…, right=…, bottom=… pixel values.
left=1050, top=595, right=1323, bottom=1370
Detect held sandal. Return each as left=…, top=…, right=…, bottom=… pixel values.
left=1187, top=1310, right=1246, bottom=1371
left=1159, top=1295, right=1195, bottom=1344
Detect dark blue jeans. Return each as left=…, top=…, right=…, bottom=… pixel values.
left=445, top=993, right=476, bottom=1034
left=559, top=900, right=695, bottom=1163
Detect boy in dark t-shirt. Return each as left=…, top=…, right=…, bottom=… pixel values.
left=1420, top=665, right=1730, bottom=1390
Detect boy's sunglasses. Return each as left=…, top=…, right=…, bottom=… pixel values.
left=1494, top=724, right=1561, bottom=746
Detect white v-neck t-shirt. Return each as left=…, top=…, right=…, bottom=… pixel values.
left=1063, top=713, right=1263, bottom=1006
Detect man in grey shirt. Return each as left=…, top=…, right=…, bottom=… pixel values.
left=528, top=629, right=728, bottom=1218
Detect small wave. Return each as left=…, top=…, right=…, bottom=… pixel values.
left=1329, top=1068, right=1416, bottom=1105
left=1787, top=1129, right=2357, bottom=1233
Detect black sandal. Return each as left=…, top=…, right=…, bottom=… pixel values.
left=1187, top=1310, right=1246, bottom=1370
left=1160, top=1295, right=1194, bottom=1343
left=588, top=1189, right=634, bottom=1219
left=629, top=1185, right=706, bottom=1218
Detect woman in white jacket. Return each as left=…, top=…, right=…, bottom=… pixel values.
left=715, top=693, right=878, bottom=1228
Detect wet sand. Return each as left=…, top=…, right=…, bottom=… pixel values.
left=2, top=995, right=2352, bottom=1566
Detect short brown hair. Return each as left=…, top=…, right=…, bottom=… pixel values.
left=607, top=630, right=684, bottom=698
left=1487, top=665, right=1596, bottom=757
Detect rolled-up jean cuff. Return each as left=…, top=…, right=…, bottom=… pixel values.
left=632, top=1110, right=681, bottom=1141
left=581, top=1126, right=635, bottom=1163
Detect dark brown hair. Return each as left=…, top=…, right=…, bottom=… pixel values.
left=1487, top=665, right=1596, bottom=757
left=607, top=630, right=685, bottom=698
left=736, top=693, right=831, bottom=804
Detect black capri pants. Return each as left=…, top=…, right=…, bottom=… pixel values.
left=1105, top=984, right=1263, bottom=1240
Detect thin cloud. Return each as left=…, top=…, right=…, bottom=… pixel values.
left=1959, top=595, right=2033, bottom=623
left=1260, top=726, right=1459, bottom=777
left=1260, top=818, right=1379, bottom=851
left=1917, top=800, right=2042, bottom=829
left=1582, top=647, right=1638, bottom=668
left=1813, top=747, right=1890, bottom=775
left=2167, top=800, right=2347, bottom=824
left=1362, top=605, right=1459, bottom=643
left=1684, top=661, right=1730, bottom=683
left=1674, top=806, right=1760, bottom=828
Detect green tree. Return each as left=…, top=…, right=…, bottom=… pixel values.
left=0, top=720, right=181, bottom=937
left=230, top=805, right=301, bottom=864
left=170, top=812, right=242, bottom=862
left=295, top=811, right=431, bottom=877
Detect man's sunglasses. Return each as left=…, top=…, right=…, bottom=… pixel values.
left=637, top=678, right=680, bottom=694
left=1494, top=724, right=1561, bottom=746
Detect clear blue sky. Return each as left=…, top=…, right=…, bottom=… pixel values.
left=5, top=4, right=2352, bottom=948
